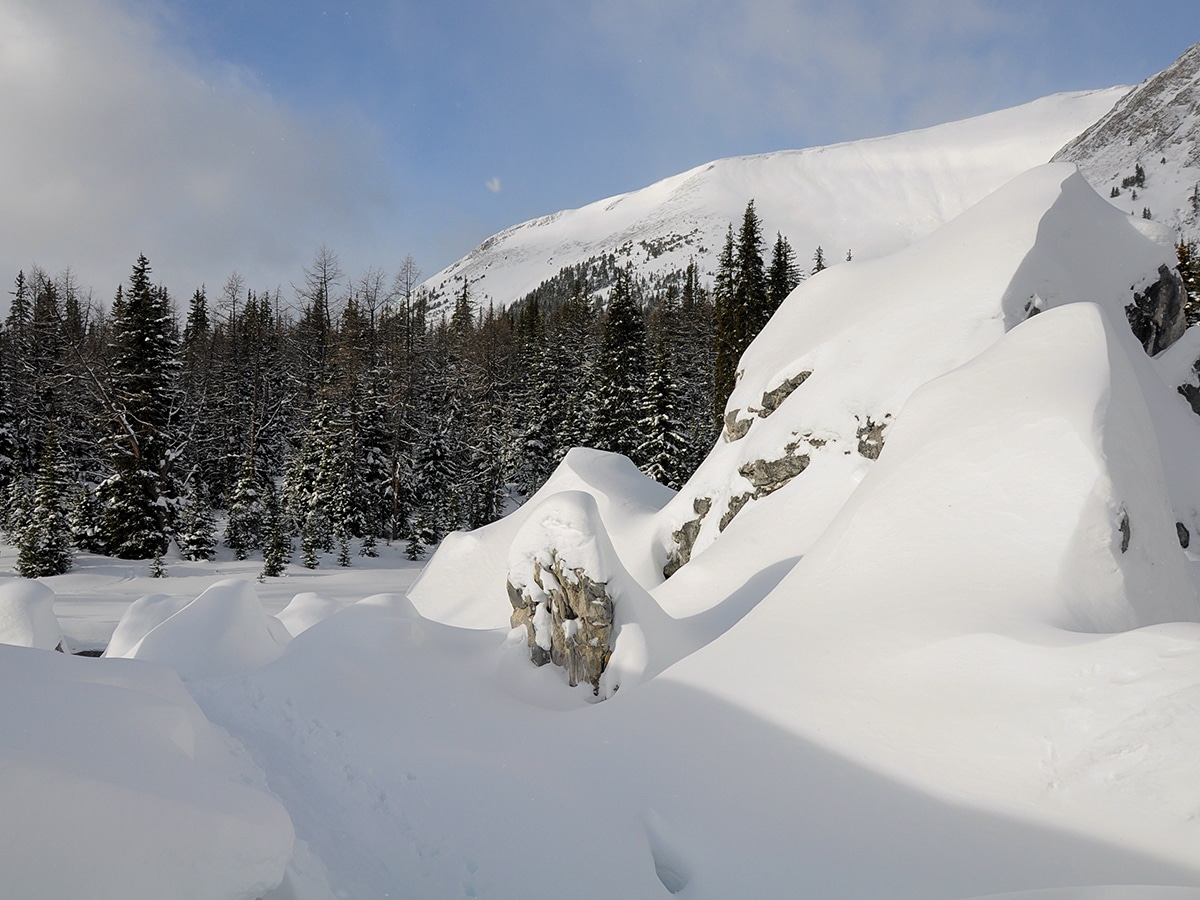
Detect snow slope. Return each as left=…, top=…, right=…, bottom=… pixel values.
left=423, top=88, right=1126, bottom=310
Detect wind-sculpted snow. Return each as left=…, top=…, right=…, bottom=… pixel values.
left=107, top=577, right=291, bottom=680
left=0, top=578, right=65, bottom=650
left=0, top=644, right=293, bottom=899
left=423, top=89, right=1126, bottom=310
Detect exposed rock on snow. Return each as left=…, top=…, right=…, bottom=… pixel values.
left=1125, top=263, right=1187, bottom=355
left=855, top=415, right=889, bottom=460
left=722, top=408, right=752, bottom=441
left=507, top=492, right=618, bottom=690
left=507, top=549, right=615, bottom=688
left=662, top=496, right=712, bottom=579
left=755, top=371, right=811, bottom=418
left=0, top=580, right=65, bottom=652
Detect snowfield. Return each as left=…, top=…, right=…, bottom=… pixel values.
left=8, top=135, right=1200, bottom=897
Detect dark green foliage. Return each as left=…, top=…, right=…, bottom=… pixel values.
left=98, top=255, right=180, bottom=559
left=15, top=428, right=73, bottom=578
left=260, top=483, right=291, bottom=577
left=767, top=232, right=802, bottom=312
left=178, top=483, right=218, bottom=561
left=590, top=267, right=647, bottom=460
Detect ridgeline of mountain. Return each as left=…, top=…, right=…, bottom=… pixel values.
left=422, top=88, right=1126, bottom=312
left=1054, top=41, right=1200, bottom=230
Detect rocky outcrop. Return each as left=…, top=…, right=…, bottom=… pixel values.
left=508, top=551, right=614, bottom=691
left=719, top=444, right=812, bottom=533
left=723, top=409, right=753, bottom=442
left=856, top=416, right=889, bottom=459
left=1126, top=264, right=1187, bottom=356
left=755, top=371, right=812, bottom=418
left=663, top=497, right=712, bottom=578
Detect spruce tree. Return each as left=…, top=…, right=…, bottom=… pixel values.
left=590, top=267, right=646, bottom=460
left=767, top=232, right=802, bottom=312
left=735, top=200, right=770, bottom=341
left=177, top=483, right=217, bottom=561
left=712, top=226, right=739, bottom=422
left=15, top=428, right=73, bottom=578
left=225, top=456, right=264, bottom=560
left=98, top=255, right=180, bottom=559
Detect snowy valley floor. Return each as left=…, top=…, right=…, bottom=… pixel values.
left=2, top=537, right=1199, bottom=899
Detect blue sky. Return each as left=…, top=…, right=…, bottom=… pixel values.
left=1, top=0, right=1198, bottom=301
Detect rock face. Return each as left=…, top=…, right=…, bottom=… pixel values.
left=755, top=372, right=812, bottom=418
left=508, top=550, right=614, bottom=691
left=663, top=497, right=712, bottom=579
left=1126, top=264, right=1187, bottom=356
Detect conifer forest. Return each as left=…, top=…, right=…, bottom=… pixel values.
left=1, top=203, right=805, bottom=578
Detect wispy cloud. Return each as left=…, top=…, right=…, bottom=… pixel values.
left=487, top=177, right=502, bottom=193
left=0, top=0, right=390, bottom=299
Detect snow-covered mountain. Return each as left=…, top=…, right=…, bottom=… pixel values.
left=1054, top=40, right=1200, bottom=230
left=422, top=87, right=1127, bottom=310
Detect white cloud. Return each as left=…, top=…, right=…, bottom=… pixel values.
left=0, top=0, right=392, bottom=301
left=486, top=176, right=502, bottom=193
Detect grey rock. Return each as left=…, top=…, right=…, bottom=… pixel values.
left=663, top=497, right=712, bottom=579
left=757, top=371, right=812, bottom=418
left=508, top=553, right=615, bottom=692
left=1125, top=264, right=1187, bottom=356
left=719, top=492, right=752, bottom=532
left=738, top=453, right=811, bottom=496
left=723, top=409, right=752, bottom=442
left=1178, top=521, right=1191, bottom=549
left=1119, top=509, right=1132, bottom=553
left=856, top=417, right=888, bottom=460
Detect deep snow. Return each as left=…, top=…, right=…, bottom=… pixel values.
left=7, top=148, right=1200, bottom=900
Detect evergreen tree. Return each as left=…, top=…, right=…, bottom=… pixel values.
left=177, top=483, right=217, bottom=561
left=637, top=336, right=689, bottom=489
left=712, top=226, right=738, bottom=421
left=260, top=482, right=291, bottom=578
left=735, top=200, right=770, bottom=341
left=225, top=456, right=265, bottom=559
left=69, top=485, right=104, bottom=554
left=812, top=246, right=827, bottom=275
left=15, top=427, right=73, bottom=578
left=767, top=232, right=801, bottom=312
left=98, top=255, right=180, bottom=558
left=590, top=267, right=646, bottom=460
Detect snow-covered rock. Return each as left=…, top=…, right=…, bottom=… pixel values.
left=0, top=579, right=65, bottom=651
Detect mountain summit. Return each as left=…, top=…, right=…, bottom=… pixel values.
left=422, top=89, right=1126, bottom=310
left=1055, top=41, right=1200, bottom=229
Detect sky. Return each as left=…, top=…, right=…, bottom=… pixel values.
left=1, top=0, right=1199, bottom=308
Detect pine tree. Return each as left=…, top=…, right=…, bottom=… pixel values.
left=590, top=267, right=646, bottom=460
left=260, top=482, right=291, bottom=577
left=712, top=226, right=738, bottom=422
left=177, top=483, right=217, bottom=561
left=735, top=200, right=770, bottom=341
left=767, top=231, right=801, bottom=313
left=98, top=255, right=180, bottom=559
left=225, top=456, right=265, bottom=560
left=637, top=336, right=689, bottom=489
left=15, top=428, right=73, bottom=578
left=812, top=246, right=827, bottom=275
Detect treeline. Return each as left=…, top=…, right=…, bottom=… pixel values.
left=1, top=200, right=809, bottom=577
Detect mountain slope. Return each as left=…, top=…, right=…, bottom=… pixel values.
left=1054, top=40, right=1200, bottom=230
left=423, top=88, right=1126, bottom=309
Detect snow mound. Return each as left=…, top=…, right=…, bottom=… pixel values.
left=660, top=163, right=1184, bottom=575
left=0, top=645, right=293, bottom=899
left=410, top=448, right=673, bottom=629
left=104, top=592, right=191, bottom=657
left=277, top=591, right=344, bottom=636
left=109, top=578, right=291, bottom=680
left=0, top=579, right=64, bottom=651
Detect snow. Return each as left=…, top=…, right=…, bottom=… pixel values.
left=9, top=98, right=1200, bottom=897
left=424, top=87, right=1128, bottom=310
left=0, top=578, right=64, bottom=650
